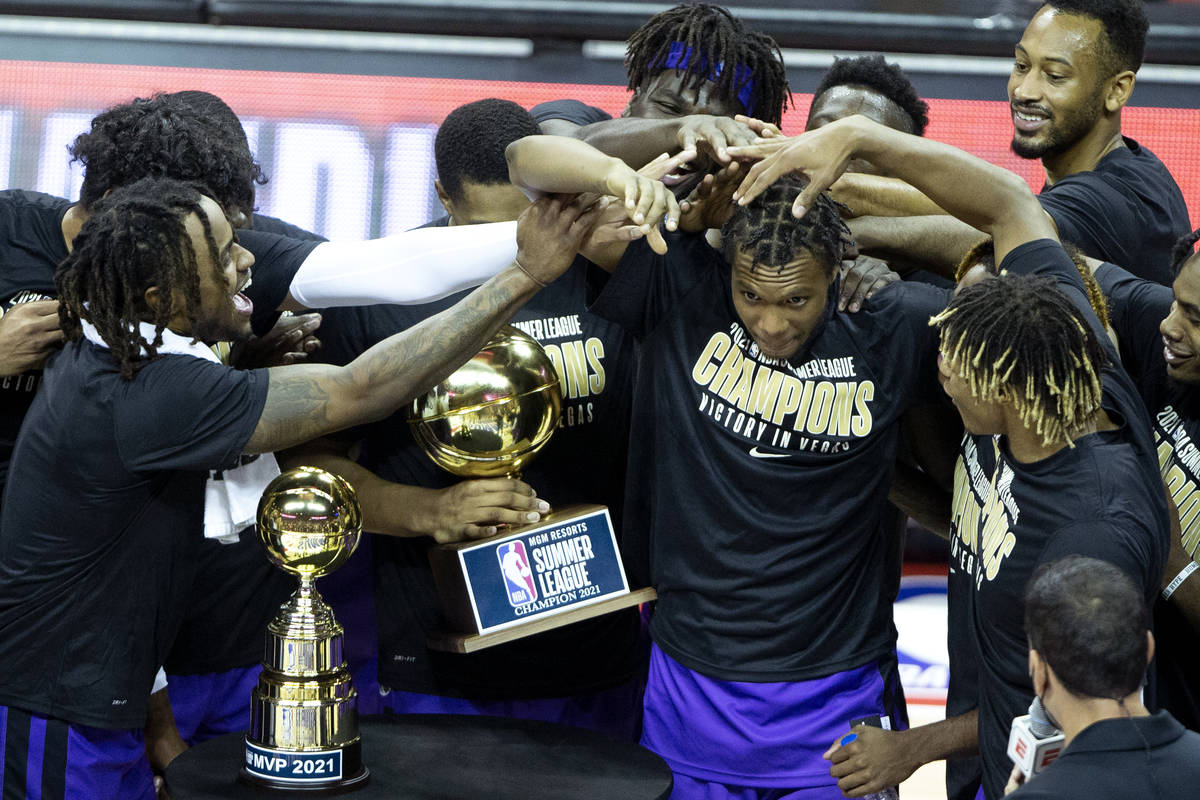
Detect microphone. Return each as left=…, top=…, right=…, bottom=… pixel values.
left=1006, top=697, right=1065, bottom=778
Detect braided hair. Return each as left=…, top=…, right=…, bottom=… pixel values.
left=931, top=273, right=1107, bottom=447
left=624, top=3, right=791, bottom=125
left=56, top=178, right=221, bottom=380
left=953, top=238, right=1110, bottom=329
left=721, top=175, right=852, bottom=276
left=70, top=93, right=265, bottom=215
left=1171, top=227, right=1200, bottom=277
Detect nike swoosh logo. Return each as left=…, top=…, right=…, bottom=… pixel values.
left=748, top=446, right=790, bottom=459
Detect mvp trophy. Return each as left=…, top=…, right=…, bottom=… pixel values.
left=410, top=325, right=655, bottom=653
left=240, top=466, right=370, bottom=793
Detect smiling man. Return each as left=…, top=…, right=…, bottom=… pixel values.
left=1078, top=226, right=1200, bottom=734
left=841, top=0, right=1189, bottom=286
left=1004, top=0, right=1189, bottom=285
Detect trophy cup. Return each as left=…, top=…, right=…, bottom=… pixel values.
left=411, top=325, right=655, bottom=653
left=240, top=466, right=370, bottom=792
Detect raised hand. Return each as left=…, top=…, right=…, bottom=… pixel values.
left=678, top=160, right=742, bottom=233
left=838, top=255, right=900, bottom=312
left=231, top=312, right=322, bottom=368
left=728, top=117, right=865, bottom=219
left=603, top=155, right=686, bottom=254
left=675, top=114, right=764, bottom=164
left=515, top=194, right=605, bottom=285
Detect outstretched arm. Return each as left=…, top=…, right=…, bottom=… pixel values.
left=506, top=135, right=683, bottom=253
left=541, top=113, right=771, bottom=173
left=278, top=441, right=547, bottom=544
left=830, top=173, right=946, bottom=219
left=730, top=115, right=1055, bottom=263
left=245, top=196, right=595, bottom=454
left=848, top=215, right=990, bottom=280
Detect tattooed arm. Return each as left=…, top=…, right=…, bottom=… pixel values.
left=244, top=196, right=595, bottom=455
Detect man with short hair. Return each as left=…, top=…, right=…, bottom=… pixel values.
left=1008, top=556, right=1200, bottom=798
left=845, top=0, right=1190, bottom=285
left=0, top=178, right=598, bottom=799
left=807, top=54, right=929, bottom=139
left=434, top=98, right=539, bottom=226
left=283, top=99, right=656, bottom=740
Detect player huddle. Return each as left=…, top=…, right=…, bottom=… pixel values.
left=1, top=2, right=1198, bottom=800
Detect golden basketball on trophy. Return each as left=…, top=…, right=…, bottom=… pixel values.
left=411, top=325, right=653, bottom=653
left=240, top=466, right=370, bottom=792
left=410, top=324, right=562, bottom=479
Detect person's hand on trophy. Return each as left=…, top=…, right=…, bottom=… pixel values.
left=414, top=478, right=550, bottom=544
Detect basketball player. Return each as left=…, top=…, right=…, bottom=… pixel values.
left=730, top=112, right=1168, bottom=800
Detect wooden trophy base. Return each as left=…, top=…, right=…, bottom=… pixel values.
left=426, top=504, right=655, bottom=653
left=427, top=587, right=657, bottom=653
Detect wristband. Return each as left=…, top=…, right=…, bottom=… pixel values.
left=513, top=257, right=548, bottom=288
left=1162, top=560, right=1199, bottom=601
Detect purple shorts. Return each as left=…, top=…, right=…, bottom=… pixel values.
left=0, top=705, right=154, bottom=800
left=377, top=674, right=646, bottom=742
left=641, top=644, right=906, bottom=796
left=169, top=656, right=384, bottom=745
left=167, top=664, right=264, bottom=745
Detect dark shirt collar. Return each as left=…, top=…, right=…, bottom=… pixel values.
left=1065, top=711, right=1184, bottom=754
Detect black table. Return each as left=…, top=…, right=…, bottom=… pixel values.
left=165, top=714, right=673, bottom=799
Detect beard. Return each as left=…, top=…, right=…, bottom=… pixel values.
left=1010, top=91, right=1104, bottom=161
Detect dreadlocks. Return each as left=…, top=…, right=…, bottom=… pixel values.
left=931, top=273, right=1108, bottom=447
left=721, top=175, right=851, bottom=276
left=1171, top=227, right=1200, bottom=277
left=624, top=3, right=791, bottom=125
left=953, top=238, right=1110, bottom=329
left=70, top=93, right=265, bottom=215
left=56, top=178, right=222, bottom=380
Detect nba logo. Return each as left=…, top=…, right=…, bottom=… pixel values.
left=497, top=541, right=538, bottom=606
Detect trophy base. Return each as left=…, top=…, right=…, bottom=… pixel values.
left=427, top=585, right=657, bottom=653
left=428, top=503, right=649, bottom=650
left=239, top=738, right=369, bottom=794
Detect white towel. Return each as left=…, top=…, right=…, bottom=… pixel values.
left=79, top=320, right=279, bottom=544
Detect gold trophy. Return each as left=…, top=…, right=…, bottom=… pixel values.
left=240, top=467, right=370, bottom=792
left=411, top=325, right=654, bottom=653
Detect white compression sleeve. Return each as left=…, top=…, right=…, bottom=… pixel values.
left=287, top=221, right=518, bottom=308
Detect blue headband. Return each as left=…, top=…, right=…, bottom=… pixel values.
left=658, top=41, right=757, bottom=117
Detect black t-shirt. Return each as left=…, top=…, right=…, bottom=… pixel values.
left=315, top=250, right=643, bottom=699
left=1037, top=137, right=1191, bottom=286
left=1009, top=712, right=1200, bottom=800
left=250, top=213, right=324, bottom=242
left=0, top=190, right=72, bottom=493
left=955, top=240, right=1168, bottom=800
left=1095, top=261, right=1200, bottom=731
left=590, top=232, right=948, bottom=681
left=0, top=341, right=268, bottom=728
left=530, top=99, right=613, bottom=128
